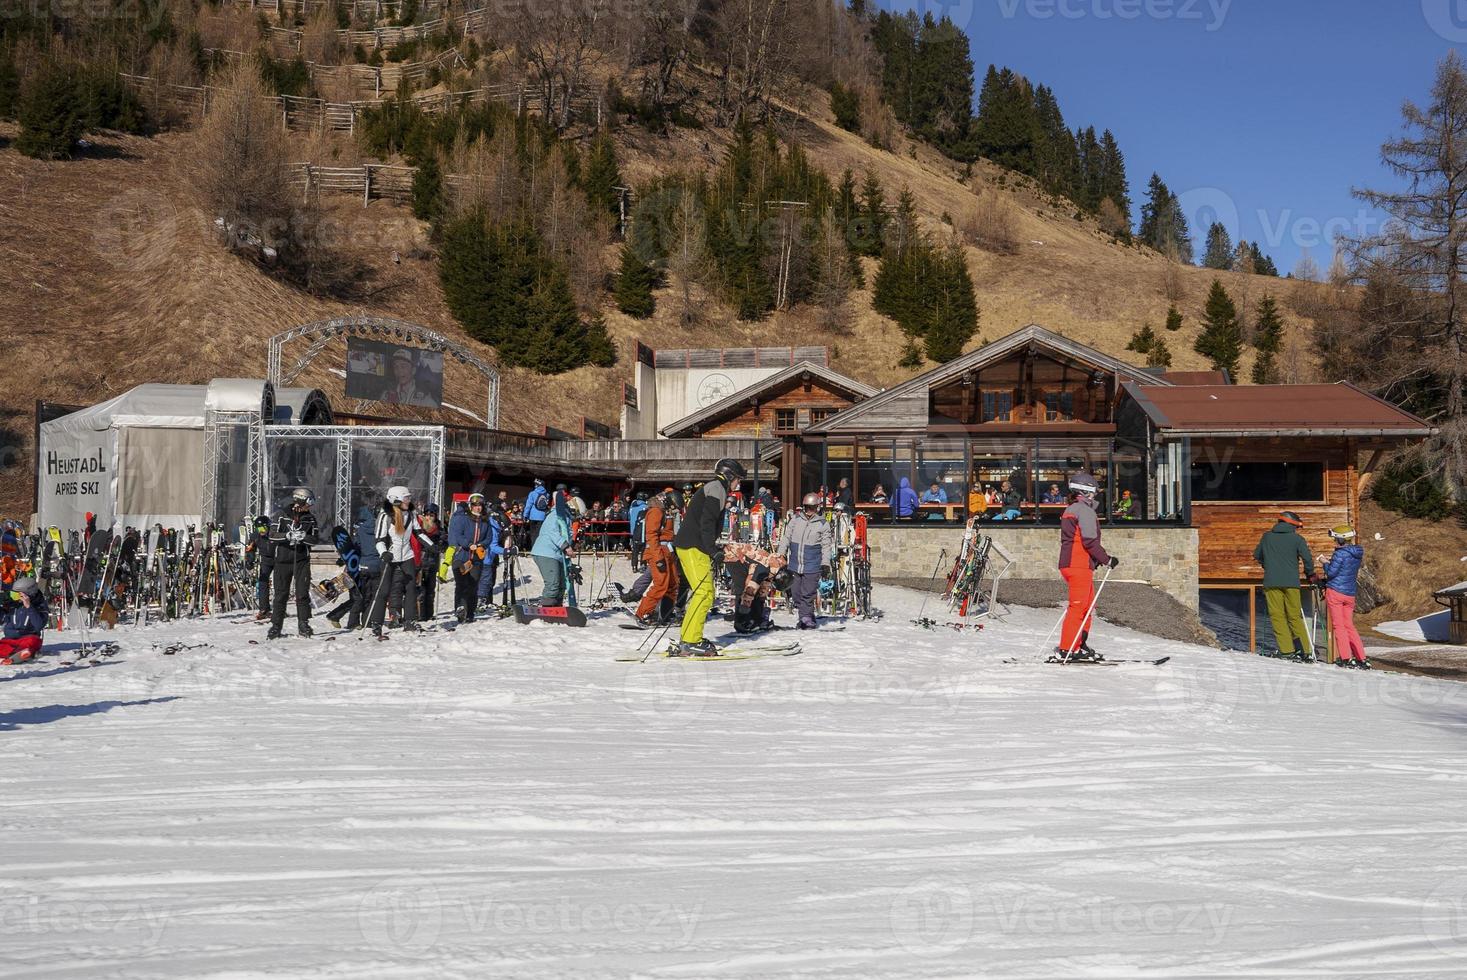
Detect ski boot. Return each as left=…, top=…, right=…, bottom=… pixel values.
left=1335, top=657, right=1355, bottom=668
left=298, top=623, right=314, bottom=638
left=326, top=618, right=341, bottom=630
left=370, top=626, right=387, bottom=641
left=401, top=622, right=421, bottom=633
left=455, top=606, right=467, bottom=624
left=636, top=613, right=661, bottom=629
left=673, top=639, right=719, bottom=658
left=1356, top=658, right=1371, bottom=670
left=266, top=626, right=283, bottom=640
left=254, top=611, right=270, bottom=622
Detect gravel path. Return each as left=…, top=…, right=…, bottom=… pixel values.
left=877, top=576, right=1218, bottom=647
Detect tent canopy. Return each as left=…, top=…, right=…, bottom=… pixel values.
left=41, top=384, right=210, bottom=435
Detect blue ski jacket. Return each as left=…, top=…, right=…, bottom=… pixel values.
left=524, top=484, right=551, bottom=523
left=3, top=594, right=47, bottom=639
left=1322, top=544, right=1364, bottom=597
left=891, top=478, right=921, bottom=518
left=354, top=517, right=382, bottom=576
left=531, top=497, right=572, bottom=559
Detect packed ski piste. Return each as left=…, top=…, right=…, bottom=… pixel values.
left=4, top=464, right=1467, bottom=977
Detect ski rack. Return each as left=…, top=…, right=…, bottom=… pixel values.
left=975, top=538, right=1014, bottom=621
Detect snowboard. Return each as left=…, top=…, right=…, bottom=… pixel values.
left=308, top=570, right=354, bottom=611
left=513, top=603, right=588, bottom=628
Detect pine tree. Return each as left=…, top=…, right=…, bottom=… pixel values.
left=1147, top=336, right=1173, bottom=368
left=922, top=237, right=979, bottom=362
left=1251, top=294, right=1284, bottom=383
left=829, top=82, right=860, bottom=132
left=1164, top=305, right=1184, bottom=332
left=854, top=170, right=886, bottom=257
left=582, top=131, right=622, bottom=217
left=974, top=66, right=1037, bottom=175
left=1203, top=222, right=1234, bottom=270
left=16, top=63, right=85, bottom=160
left=1138, top=173, right=1192, bottom=261
left=0, top=53, right=19, bottom=120
left=1251, top=243, right=1279, bottom=276
left=613, top=244, right=656, bottom=318
left=1195, top=280, right=1243, bottom=378
left=1097, top=129, right=1131, bottom=226
left=411, top=153, right=444, bottom=226
left=1127, top=323, right=1158, bottom=355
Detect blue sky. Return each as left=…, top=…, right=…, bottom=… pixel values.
left=882, top=0, right=1458, bottom=273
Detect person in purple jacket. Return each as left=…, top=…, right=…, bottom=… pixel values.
left=890, top=477, right=921, bottom=520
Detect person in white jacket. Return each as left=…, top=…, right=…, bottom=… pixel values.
left=366, top=485, right=437, bottom=638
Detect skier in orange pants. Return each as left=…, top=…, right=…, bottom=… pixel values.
left=634, top=488, right=682, bottom=627
left=1057, top=471, right=1118, bottom=660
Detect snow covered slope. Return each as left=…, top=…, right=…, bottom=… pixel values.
left=4, top=586, right=1467, bottom=978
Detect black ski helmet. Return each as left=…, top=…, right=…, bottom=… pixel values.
left=714, top=458, right=747, bottom=483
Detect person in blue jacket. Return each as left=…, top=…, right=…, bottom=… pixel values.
left=1, top=577, right=49, bottom=665
left=476, top=503, right=511, bottom=610
left=1320, top=525, right=1368, bottom=668
left=448, top=493, right=495, bottom=623
left=523, top=478, right=551, bottom=542
left=891, top=477, right=921, bottom=520
left=627, top=491, right=648, bottom=571
left=530, top=490, right=574, bottom=607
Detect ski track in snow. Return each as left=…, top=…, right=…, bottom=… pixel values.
left=3, top=580, right=1467, bottom=978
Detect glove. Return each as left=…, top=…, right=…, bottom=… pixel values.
left=655, top=559, right=667, bottom=573
left=287, top=528, right=306, bottom=545
left=472, top=545, right=486, bottom=560
left=1108, top=556, right=1120, bottom=569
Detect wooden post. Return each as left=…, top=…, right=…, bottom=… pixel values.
left=1248, top=585, right=1256, bottom=652
left=363, top=164, right=372, bottom=207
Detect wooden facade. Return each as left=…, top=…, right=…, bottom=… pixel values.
left=1190, top=438, right=1357, bottom=584
left=700, top=379, right=860, bottom=438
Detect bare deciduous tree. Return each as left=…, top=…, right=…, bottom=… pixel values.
left=665, top=182, right=710, bottom=326
left=190, top=65, right=293, bottom=253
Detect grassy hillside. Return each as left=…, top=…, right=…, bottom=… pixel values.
left=2, top=87, right=1453, bottom=616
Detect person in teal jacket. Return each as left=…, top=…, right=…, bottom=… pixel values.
left=530, top=490, right=573, bottom=606
left=1253, top=510, right=1317, bottom=657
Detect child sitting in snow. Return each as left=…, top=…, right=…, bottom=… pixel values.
left=1, top=577, right=49, bottom=665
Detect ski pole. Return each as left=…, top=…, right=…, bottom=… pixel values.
left=914, top=548, right=947, bottom=623
left=1059, top=565, right=1113, bottom=662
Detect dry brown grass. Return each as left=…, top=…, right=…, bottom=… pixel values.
left=0, top=67, right=1423, bottom=520
left=1356, top=499, right=1467, bottom=633
left=960, top=188, right=1019, bottom=256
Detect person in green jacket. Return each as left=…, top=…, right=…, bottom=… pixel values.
left=1253, top=510, right=1317, bottom=657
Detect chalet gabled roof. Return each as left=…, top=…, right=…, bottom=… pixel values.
left=658, top=361, right=879, bottom=438
left=807, top=324, right=1170, bottom=434
left=1122, top=380, right=1435, bottom=437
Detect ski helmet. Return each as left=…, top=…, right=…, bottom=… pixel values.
left=468, top=492, right=486, bottom=507
left=714, top=458, right=747, bottom=483
left=681, top=483, right=695, bottom=494
left=1068, top=471, right=1099, bottom=495
left=291, top=488, right=315, bottom=508
left=1331, top=524, right=1356, bottom=542
left=387, top=485, right=412, bottom=506
left=10, top=576, right=38, bottom=597
left=801, top=492, right=822, bottom=509
left=665, top=489, right=684, bottom=512
left=1280, top=511, right=1304, bottom=527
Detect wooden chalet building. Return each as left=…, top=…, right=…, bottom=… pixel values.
left=791, top=324, right=1431, bottom=623
left=659, top=362, right=877, bottom=440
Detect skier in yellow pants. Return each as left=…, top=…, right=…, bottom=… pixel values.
left=671, top=457, right=746, bottom=656
left=1253, top=510, right=1318, bottom=658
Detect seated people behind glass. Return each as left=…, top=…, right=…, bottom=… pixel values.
left=967, top=486, right=987, bottom=519
left=920, top=482, right=948, bottom=504
left=870, top=483, right=888, bottom=504
left=1041, top=483, right=1065, bottom=504
left=991, top=479, right=1023, bottom=521
left=1113, top=489, right=1136, bottom=520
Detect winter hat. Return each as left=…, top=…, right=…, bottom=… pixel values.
left=10, top=576, right=38, bottom=596
left=1068, top=471, right=1099, bottom=494
left=1280, top=511, right=1304, bottom=527
left=423, top=503, right=440, bottom=516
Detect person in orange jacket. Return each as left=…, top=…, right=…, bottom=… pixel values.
left=634, top=488, right=682, bottom=627
left=1057, top=471, right=1118, bottom=660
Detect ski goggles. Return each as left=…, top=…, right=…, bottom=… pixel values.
left=7, top=591, right=22, bottom=601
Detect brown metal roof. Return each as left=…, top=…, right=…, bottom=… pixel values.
left=1161, top=370, right=1231, bottom=386
left=1123, top=381, right=1435, bottom=437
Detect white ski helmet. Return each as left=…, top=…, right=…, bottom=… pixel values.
left=387, top=485, right=412, bottom=506
left=291, top=487, right=315, bottom=507
left=1068, top=471, right=1099, bottom=495
left=801, top=492, right=822, bottom=509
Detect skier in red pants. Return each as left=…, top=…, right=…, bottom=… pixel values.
left=1, top=577, right=48, bottom=665
left=1057, top=472, right=1119, bottom=661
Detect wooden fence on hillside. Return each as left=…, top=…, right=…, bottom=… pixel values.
left=206, top=46, right=464, bottom=97
left=123, top=72, right=601, bottom=132
left=223, top=0, right=453, bottom=20
left=263, top=5, right=488, bottom=52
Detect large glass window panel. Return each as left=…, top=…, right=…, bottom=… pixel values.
left=826, top=441, right=854, bottom=503
left=1190, top=461, right=1325, bottom=502
left=857, top=440, right=895, bottom=505
left=1110, top=447, right=1148, bottom=521
left=970, top=448, right=1030, bottom=521
left=916, top=436, right=965, bottom=516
